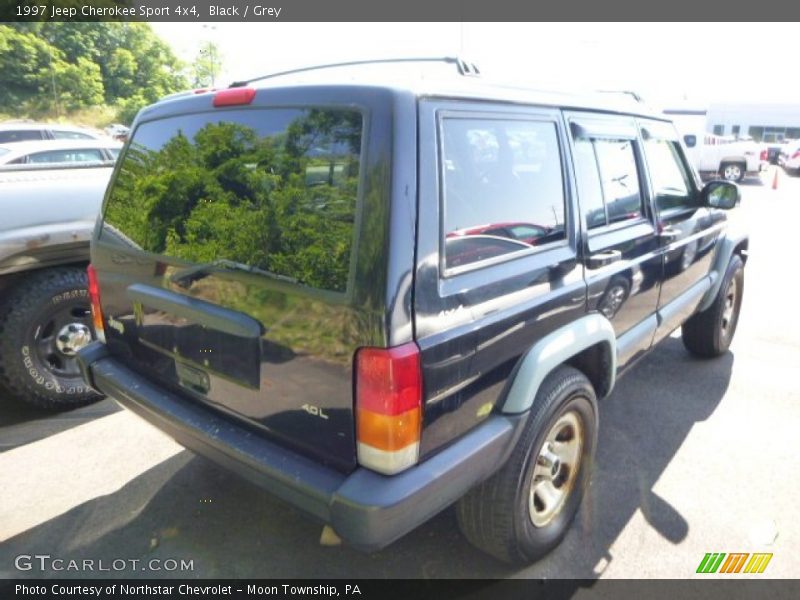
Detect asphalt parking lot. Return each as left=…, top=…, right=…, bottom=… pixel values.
left=1, top=168, right=798, bottom=580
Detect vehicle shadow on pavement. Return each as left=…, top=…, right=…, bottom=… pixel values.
left=739, top=177, right=766, bottom=187
left=0, top=338, right=733, bottom=582
left=0, top=395, right=120, bottom=453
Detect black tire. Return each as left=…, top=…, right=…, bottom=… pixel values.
left=0, top=268, right=102, bottom=410
left=682, top=254, right=744, bottom=358
left=720, top=162, right=745, bottom=183
left=456, top=365, right=598, bottom=564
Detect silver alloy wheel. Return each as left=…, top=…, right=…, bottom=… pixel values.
left=723, top=164, right=742, bottom=181
left=720, top=277, right=738, bottom=341
left=55, top=322, right=93, bottom=357
left=529, top=410, right=584, bottom=527
left=601, top=285, right=627, bottom=318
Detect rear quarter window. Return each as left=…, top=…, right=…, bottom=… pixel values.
left=102, top=108, right=363, bottom=294
left=440, top=117, right=566, bottom=271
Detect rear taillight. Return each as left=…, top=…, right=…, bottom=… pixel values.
left=355, top=342, right=422, bottom=475
left=213, top=87, right=256, bottom=107
left=760, top=149, right=768, bottom=161
left=792, top=151, right=800, bottom=160
left=87, top=265, right=106, bottom=343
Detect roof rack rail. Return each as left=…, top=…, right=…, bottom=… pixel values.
left=596, top=89, right=645, bottom=103
left=229, top=56, right=480, bottom=88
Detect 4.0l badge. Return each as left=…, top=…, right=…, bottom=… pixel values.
left=301, top=404, right=329, bottom=420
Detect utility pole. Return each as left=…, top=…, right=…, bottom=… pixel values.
left=47, top=38, right=60, bottom=117
left=201, top=24, right=219, bottom=87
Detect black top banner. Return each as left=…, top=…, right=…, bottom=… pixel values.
left=3, top=0, right=800, bottom=22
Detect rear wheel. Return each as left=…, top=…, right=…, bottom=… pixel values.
left=720, top=162, right=745, bottom=182
left=456, top=366, right=598, bottom=564
left=0, top=268, right=102, bottom=409
left=682, top=255, right=744, bottom=358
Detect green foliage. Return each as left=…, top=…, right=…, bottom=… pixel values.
left=54, top=56, right=105, bottom=111
left=0, top=23, right=188, bottom=123
left=104, top=110, right=362, bottom=293
left=191, top=41, right=222, bottom=88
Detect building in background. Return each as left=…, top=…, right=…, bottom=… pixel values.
left=664, top=103, right=800, bottom=142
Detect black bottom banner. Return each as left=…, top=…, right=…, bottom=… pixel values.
left=2, top=579, right=798, bottom=600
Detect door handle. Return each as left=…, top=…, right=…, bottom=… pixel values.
left=586, top=250, right=622, bottom=269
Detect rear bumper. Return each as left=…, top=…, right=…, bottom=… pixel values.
left=78, top=342, right=524, bottom=551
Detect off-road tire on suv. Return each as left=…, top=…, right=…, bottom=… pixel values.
left=456, top=366, right=598, bottom=564
left=0, top=267, right=102, bottom=409
left=682, top=254, right=744, bottom=358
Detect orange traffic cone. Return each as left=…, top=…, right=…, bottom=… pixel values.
left=772, top=167, right=779, bottom=190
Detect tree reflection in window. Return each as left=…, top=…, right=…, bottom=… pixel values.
left=103, top=109, right=362, bottom=293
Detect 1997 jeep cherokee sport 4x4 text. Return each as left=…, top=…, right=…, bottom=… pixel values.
left=78, top=58, right=747, bottom=564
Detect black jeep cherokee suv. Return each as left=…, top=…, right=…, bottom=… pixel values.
left=78, top=58, right=747, bottom=564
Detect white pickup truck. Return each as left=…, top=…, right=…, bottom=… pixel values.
left=0, top=163, right=113, bottom=409
left=681, top=133, right=767, bottom=182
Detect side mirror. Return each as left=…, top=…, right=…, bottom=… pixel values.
left=683, top=134, right=697, bottom=148
left=701, top=180, right=740, bottom=209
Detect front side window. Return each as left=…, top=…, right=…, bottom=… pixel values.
left=642, top=138, right=696, bottom=213
left=440, top=117, right=566, bottom=271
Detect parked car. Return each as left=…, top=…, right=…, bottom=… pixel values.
left=681, top=132, right=766, bottom=181
left=0, top=122, right=104, bottom=144
left=0, top=162, right=115, bottom=408
left=0, top=140, right=121, bottom=166
left=77, top=58, right=747, bottom=564
left=779, top=140, right=800, bottom=175
left=447, top=222, right=552, bottom=244
left=104, top=123, right=131, bottom=141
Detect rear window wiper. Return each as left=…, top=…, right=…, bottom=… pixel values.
left=169, top=259, right=298, bottom=289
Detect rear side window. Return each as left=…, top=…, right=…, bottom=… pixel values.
left=572, top=138, right=643, bottom=230
left=28, top=149, right=106, bottom=163
left=0, top=130, right=43, bottom=143
left=102, top=108, right=362, bottom=294
left=440, top=118, right=566, bottom=271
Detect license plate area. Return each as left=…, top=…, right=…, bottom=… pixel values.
left=175, top=360, right=211, bottom=395
left=127, top=284, right=263, bottom=390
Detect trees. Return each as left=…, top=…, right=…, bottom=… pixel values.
left=192, top=41, right=222, bottom=88
left=0, top=23, right=188, bottom=122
